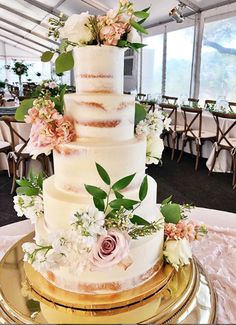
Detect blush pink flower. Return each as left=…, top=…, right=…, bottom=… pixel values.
left=164, top=220, right=196, bottom=242
left=25, top=107, right=39, bottom=123
left=55, top=116, right=76, bottom=145
left=89, top=230, right=130, bottom=269
left=100, top=22, right=128, bottom=46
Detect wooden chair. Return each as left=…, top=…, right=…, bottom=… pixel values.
left=204, top=99, right=216, bottom=111
left=177, top=107, right=216, bottom=170
left=160, top=104, right=185, bottom=160
left=159, top=95, right=178, bottom=107
left=228, top=102, right=236, bottom=113
left=208, top=112, right=236, bottom=189
left=136, top=93, right=147, bottom=102
left=0, top=136, right=11, bottom=166
left=187, top=98, right=199, bottom=108
left=0, top=116, right=51, bottom=193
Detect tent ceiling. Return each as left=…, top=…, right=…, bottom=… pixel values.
left=0, top=0, right=234, bottom=57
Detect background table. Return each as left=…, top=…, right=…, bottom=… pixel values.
left=165, top=109, right=236, bottom=173
left=0, top=207, right=235, bottom=324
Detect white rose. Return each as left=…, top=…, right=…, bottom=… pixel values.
left=146, top=136, right=164, bottom=165
left=60, top=13, right=94, bottom=44
left=163, top=238, right=192, bottom=271
left=127, top=27, right=141, bottom=43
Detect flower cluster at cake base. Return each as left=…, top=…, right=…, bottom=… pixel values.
left=136, top=110, right=171, bottom=164
left=161, top=196, right=208, bottom=270
left=25, top=98, right=76, bottom=158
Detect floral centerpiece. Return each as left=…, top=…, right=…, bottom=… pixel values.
left=14, top=166, right=207, bottom=273
left=41, top=0, right=150, bottom=73
left=12, top=60, right=30, bottom=95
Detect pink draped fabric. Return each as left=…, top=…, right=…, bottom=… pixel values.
left=193, top=225, right=236, bottom=324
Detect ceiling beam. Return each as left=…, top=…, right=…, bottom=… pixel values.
left=0, top=17, right=59, bottom=45
left=81, top=0, right=109, bottom=13
left=0, top=26, right=52, bottom=50
left=180, top=0, right=200, bottom=13
left=0, top=3, right=47, bottom=28
left=0, top=35, right=43, bottom=53
left=23, top=0, right=66, bottom=17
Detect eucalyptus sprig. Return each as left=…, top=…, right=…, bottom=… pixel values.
left=128, top=218, right=164, bottom=240
left=16, top=171, right=46, bottom=196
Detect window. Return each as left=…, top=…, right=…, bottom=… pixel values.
left=200, top=16, right=236, bottom=102
left=142, top=34, right=163, bottom=96
left=166, top=27, right=194, bottom=98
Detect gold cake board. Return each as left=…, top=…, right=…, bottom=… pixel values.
left=0, top=233, right=217, bottom=324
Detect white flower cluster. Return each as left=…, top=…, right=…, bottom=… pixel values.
left=23, top=207, right=106, bottom=274
left=70, top=206, right=106, bottom=236
left=13, top=195, right=43, bottom=224
left=163, top=238, right=192, bottom=271
left=136, top=111, right=171, bottom=165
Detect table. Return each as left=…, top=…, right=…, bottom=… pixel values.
left=166, top=109, right=236, bottom=173
left=0, top=207, right=235, bottom=324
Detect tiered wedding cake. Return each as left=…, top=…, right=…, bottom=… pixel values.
left=34, top=45, right=164, bottom=293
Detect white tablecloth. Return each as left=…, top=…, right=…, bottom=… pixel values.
left=167, top=109, right=236, bottom=173
left=0, top=207, right=235, bottom=324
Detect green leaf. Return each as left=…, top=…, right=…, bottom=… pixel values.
left=135, top=102, right=147, bottom=126
left=106, top=209, right=118, bottom=219
left=109, top=198, right=139, bottom=210
left=117, top=39, right=128, bottom=47
left=161, top=203, right=181, bottom=224
left=139, top=176, right=148, bottom=201
left=161, top=195, right=173, bottom=205
left=36, top=173, right=44, bottom=189
left=15, top=99, right=34, bottom=121
left=114, top=190, right=124, bottom=199
left=130, top=20, right=148, bottom=35
left=16, top=179, right=31, bottom=187
left=112, top=174, right=136, bottom=191
left=55, top=51, right=74, bottom=74
left=51, top=97, right=63, bottom=114
left=16, top=187, right=39, bottom=196
left=130, top=215, right=150, bottom=225
left=93, top=197, right=105, bottom=212
left=142, top=6, right=151, bottom=12
left=84, top=185, right=107, bottom=199
left=129, top=43, right=146, bottom=50
left=41, top=51, right=54, bottom=62
left=133, top=11, right=149, bottom=19
left=96, top=163, right=111, bottom=185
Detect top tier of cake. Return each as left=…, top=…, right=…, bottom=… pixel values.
left=73, top=46, right=125, bottom=94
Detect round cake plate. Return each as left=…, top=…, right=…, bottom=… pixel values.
left=0, top=233, right=217, bottom=324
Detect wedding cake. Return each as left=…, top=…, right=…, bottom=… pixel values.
left=15, top=1, right=201, bottom=301
left=35, top=45, right=164, bottom=293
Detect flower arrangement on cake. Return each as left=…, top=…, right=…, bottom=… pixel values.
left=41, top=0, right=150, bottom=73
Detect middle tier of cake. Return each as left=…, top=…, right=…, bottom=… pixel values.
left=54, top=137, right=146, bottom=195
left=42, top=175, right=158, bottom=231
left=64, top=93, right=135, bottom=141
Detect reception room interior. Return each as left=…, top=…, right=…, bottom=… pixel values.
left=0, top=0, right=236, bottom=324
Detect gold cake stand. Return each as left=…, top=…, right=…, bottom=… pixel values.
left=0, top=233, right=217, bottom=324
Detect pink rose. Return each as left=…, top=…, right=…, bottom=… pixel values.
left=89, top=230, right=130, bottom=269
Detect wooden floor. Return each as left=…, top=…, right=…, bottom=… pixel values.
left=0, top=148, right=235, bottom=227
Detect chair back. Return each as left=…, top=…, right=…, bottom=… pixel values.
left=181, top=106, right=203, bottom=138
left=162, top=95, right=178, bottom=105
left=228, top=101, right=236, bottom=113
left=136, top=93, right=146, bottom=101
left=204, top=99, right=216, bottom=110
left=0, top=116, right=29, bottom=154
left=188, top=98, right=199, bottom=108
left=160, top=105, right=178, bottom=131
left=211, top=111, right=236, bottom=148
